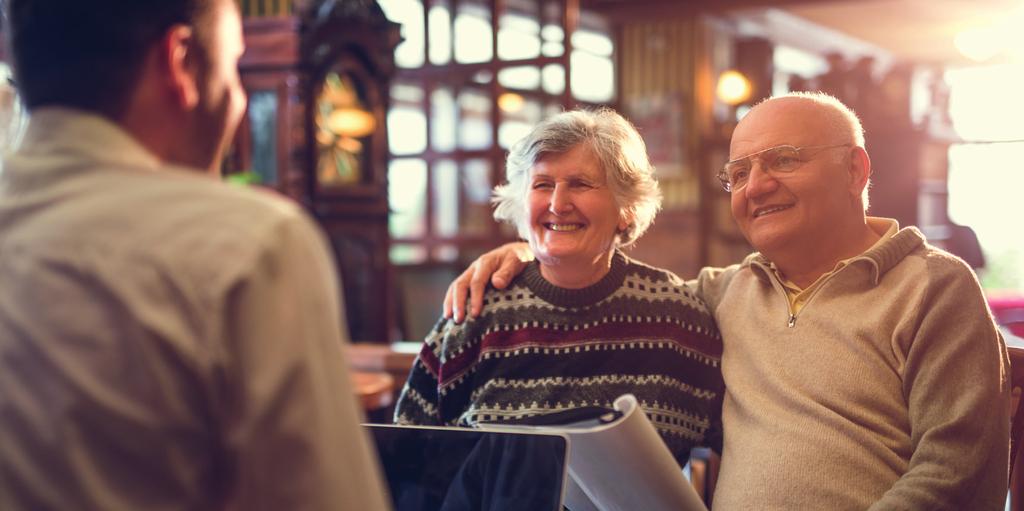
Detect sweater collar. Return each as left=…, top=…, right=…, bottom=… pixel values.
left=520, top=250, right=628, bottom=308
left=745, top=217, right=925, bottom=286
left=853, top=223, right=925, bottom=284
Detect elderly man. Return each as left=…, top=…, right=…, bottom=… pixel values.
left=446, top=92, right=1010, bottom=510
left=0, top=1, right=389, bottom=509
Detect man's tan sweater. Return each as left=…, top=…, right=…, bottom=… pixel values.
left=695, top=224, right=1010, bottom=510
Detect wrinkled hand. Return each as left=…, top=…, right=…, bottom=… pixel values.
left=443, top=242, right=533, bottom=323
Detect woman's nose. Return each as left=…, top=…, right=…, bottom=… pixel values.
left=549, top=184, right=574, bottom=213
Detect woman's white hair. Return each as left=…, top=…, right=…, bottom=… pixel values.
left=491, top=108, right=661, bottom=248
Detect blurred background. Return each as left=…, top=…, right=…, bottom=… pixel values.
left=3, top=0, right=1022, bottom=344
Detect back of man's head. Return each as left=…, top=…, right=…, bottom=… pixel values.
left=5, top=0, right=208, bottom=120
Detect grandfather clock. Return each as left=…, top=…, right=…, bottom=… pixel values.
left=232, top=0, right=401, bottom=342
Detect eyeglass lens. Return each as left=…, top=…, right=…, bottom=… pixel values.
left=722, top=146, right=803, bottom=191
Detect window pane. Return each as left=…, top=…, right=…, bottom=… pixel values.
left=391, top=83, right=425, bottom=104
left=433, top=159, right=459, bottom=237
left=458, top=89, right=492, bottom=150
left=541, top=25, right=564, bottom=57
left=948, top=64, right=1024, bottom=141
left=431, top=87, right=457, bottom=152
left=460, top=159, right=494, bottom=235
left=378, top=0, right=425, bottom=68
left=434, top=244, right=458, bottom=263
left=454, top=3, right=493, bottom=64
left=540, top=0, right=565, bottom=57
left=498, top=13, right=540, bottom=60
left=773, top=45, right=828, bottom=77
left=499, top=121, right=533, bottom=149
left=388, top=158, right=428, bottom=239
left=390, top=243, right=428, bottom=265
left=499, top=98, right=542, bottom=149
left=388, top=107, right=427, bottom=155
left=572, top=29, right=614, bottom=57
left=247, top=90, right=277, bottom=185
left=542, top=64, right=565, bottom=95
left=428, top=2, right=452, bottom=65
left=542, top=41, right=563, bottom=57
left=571, top=51, right=615, bottom=103
left=498, top=66, right=541, bottom=90
left=472, top=69, right=494, bottom=85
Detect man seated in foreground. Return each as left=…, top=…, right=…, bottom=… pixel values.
left=0, top=1, right=389, bottom=509
left=445, top=92, right=1010, bottom=510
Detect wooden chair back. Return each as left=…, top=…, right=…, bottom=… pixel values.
left=1007, top=345, right=1024, bottom=510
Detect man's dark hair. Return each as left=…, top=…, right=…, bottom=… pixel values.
left=5, top=0, right=209, bottom=119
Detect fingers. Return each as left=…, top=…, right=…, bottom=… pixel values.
left=442, top=242, right=533, bottom=324
left=491, top=242, right=532, bottom=289
left=443, top=277, right=457, bottom=320
left=444, top=265, right=476, bottom=323
left=468, top=258, right=496, bottom=319
left=491, top=270, right=511, bottom=290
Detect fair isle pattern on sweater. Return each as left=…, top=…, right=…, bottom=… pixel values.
left=394, top=251, right=725, bottom=465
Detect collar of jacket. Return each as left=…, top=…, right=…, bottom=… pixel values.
left=742, top=225, right=926, bottom=287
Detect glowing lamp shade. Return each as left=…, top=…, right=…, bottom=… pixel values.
left=498, top=92, right=525, bottom=113
left=327, top=108, right=377, bottom=138
left=716, top=70, right=753, bottom=106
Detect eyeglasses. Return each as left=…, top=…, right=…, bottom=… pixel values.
left=716, top=143, right=852, bottom=192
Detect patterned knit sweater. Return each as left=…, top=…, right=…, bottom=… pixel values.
left=394, top=251, right=725, bottom=466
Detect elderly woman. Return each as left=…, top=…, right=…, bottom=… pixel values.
left=394, top=108, right=723, bottom=466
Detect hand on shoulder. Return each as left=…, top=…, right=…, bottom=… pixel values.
left=443, top=242, right=533, bottom=323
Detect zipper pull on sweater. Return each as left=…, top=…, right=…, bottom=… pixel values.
left=788, top=314, right=797, bottom=328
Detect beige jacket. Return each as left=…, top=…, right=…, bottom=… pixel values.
left=696, top=224, right=1010, bottom=510
left=0, top=108, right=390, bottom=511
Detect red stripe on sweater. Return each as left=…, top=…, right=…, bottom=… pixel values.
left=438, top=321, right=719, bottom=386
left=417, top=343, right=441, bottom=379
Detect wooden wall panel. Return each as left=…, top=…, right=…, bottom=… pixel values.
left=617, top=18, right=711, bottom=275
left=620, top=19, right=695, bottom=187
left=239, top=0, right=293, bottom=17
left=620, top=20, right=697, bottom=100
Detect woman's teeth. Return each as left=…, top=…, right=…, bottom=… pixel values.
left=547, top=223, right=582, bottom=232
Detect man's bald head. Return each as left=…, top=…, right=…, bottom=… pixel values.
left=732, top=92, right=864, bottom=155
left=730, top=92, right=870, bottom=209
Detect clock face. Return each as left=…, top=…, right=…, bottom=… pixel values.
left=315, top=71, right=375, bottom=188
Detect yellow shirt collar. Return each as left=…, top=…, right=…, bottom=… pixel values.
left=772, top=218, right=899, bottom=312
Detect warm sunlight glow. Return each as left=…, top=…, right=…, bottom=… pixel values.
left=947, top=65, right=1024, bottom=141
left=946, top=65, right=1024, bottom=291
left=953, top=8, right=1024, bottom=63
left=954, top=28, right=1002, bottom=63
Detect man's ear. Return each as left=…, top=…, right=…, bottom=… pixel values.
left=160, top=25, right=200, bottom=110
left=847, top=146, right=871, bottom=199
